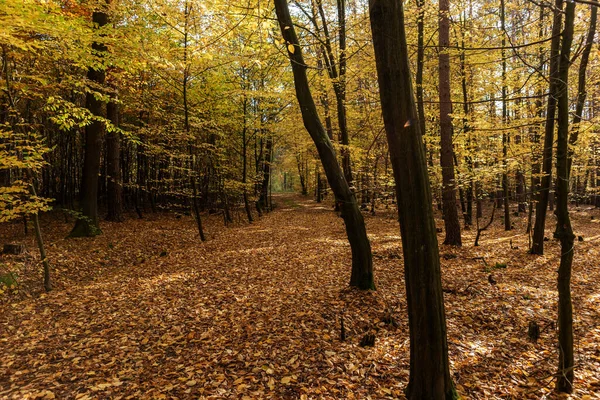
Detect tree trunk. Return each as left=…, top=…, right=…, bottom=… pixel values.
left=501, top=0, right=511, bottom=231
left=460, top=14, right=473, bottom=227
left=258, top=133, right=273, bottom=211
left=191, top=177, right=206, bottom=241
left=335, top=0, right=353, bottom=186
left=555, top=0, right=575, bottom=392
left=438, top=0, right=462, bottom=245
left=369, top=0, right=457, bottom=397
left=69, top=6, right=108, bottom=237
left=106, top=87, right=124, bottom=222
left=567, top=5, right=597, bottom=176
left=416, top=0, right=426, bottom=138
left=275, top=0, right=374, bottom=290
left=531, top=0, right=563, bottom=254
left=30, top=183, right=51, bottom=292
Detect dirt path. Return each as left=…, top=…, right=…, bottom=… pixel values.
left=1, top=194, right=599, bottom=399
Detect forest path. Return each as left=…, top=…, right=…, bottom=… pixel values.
left=1, top=195, right=600, bottom=399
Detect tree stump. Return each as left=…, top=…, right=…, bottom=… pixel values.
left=359, top=333, right=375, bottom=347
left=3, top=244, right=24, bottom=255
left=528, top=321, right=540, bottom=342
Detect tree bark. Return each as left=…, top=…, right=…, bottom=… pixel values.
left=555, top=0, right=575, bottom=392
left=369, top=0, right=457, bottom=397
left=567, top=5, right=597, bottom=176
left=106, top=87, right=124, bottom=222
left=274, top=0, right=374, bottom=290
left=531, top=0, right=563, bottom=254
left=501, top=0, right=511, bottom=231
left=69, top=6, right=108, bottom=238
left=438, top=0, right=462, bottom=245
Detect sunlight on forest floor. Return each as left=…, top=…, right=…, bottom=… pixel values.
left=1, top=194, right=600, bottom=399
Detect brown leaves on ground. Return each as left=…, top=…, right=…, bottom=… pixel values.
left=1, top=195, right=599, bottom=399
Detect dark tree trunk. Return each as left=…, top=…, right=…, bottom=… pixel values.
left=415, top=0, right=426, bottom=138
left=555, top=0, right=575, bottom=392
left=275, top=0, right=374, bottom=290
left=531, top=0, right=563, bottom=254
left=335, top=0, right=353, bottom=186
left=369, top=0, right=457, bottom=398
left=501, top=0, right=511, bottom=231
left=106, top=88, right=124, bottom=222
left=69, top=7, right=109, bottom=237
left=516, top=169, right=526, bottom=213
left=191, top=177, right=206, bottom=242
left=567, top=5, right=597, bottom=176
left=460, top=15, right=473, bottom=227
left=258, top=133, right=273, bottom=211
left=438, top=0, right=462, bottom=246
left=528, top=5, right=545, bottom=235
left=311, top=0, right=353, bottom=186
left=297, top=154, right=308, bottom=196
left=30, top=183, right=51, bottom=292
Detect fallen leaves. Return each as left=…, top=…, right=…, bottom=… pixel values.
left=1, top=195, right=600, bottom=399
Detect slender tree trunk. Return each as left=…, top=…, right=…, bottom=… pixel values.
left=438, top=0, right=462, bottom=245
left=460, top=14, right=473, bottom=227
left=370, top=0, right=457, bottom=397
left=191, top=177, right=206, bottom=241
left=69, top=5, right=108, bottom=237
left=258, top=132, right=272, bottom=211
left=335, top=0, right=353, bottom=186
left=531, top=0, right=563, bottom=254
left=275, top=0, right=374, bottom=290
left=501, top=0, right=511, bottom=231
left=528, top=7, right=545, bottom=234
left=416, top=0, right=426, bottom=138
left=182, top=2, right=208, bottom=235
left=106, top=87, right=124, bottom=222
left=555, top=0, right=575, bottom=392
left=567, top=5, right=597, bottom=176
left=30, top=183, right=51, bottom=292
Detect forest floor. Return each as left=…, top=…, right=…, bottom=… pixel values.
left=1, top=194, right=599, bottom=400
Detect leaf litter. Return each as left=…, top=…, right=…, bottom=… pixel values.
left=1, top=195, right=599, bottom=399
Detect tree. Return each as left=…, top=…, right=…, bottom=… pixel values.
left=69, top=2, right=110, bottom=237
left=554, top=0, right=575, bottom=391
left=438, top=0, right=462, bottom=246
left=567, top=4, right=597, bottom=176
left=531, top=0, right=563, bottom=254
left=369, top=0, right=457, bottom=397
left=105, top=86, right=124, bottom=222
left=274, top=0, right=374, bottom=290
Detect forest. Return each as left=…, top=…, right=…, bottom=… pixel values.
left=0, top=0, right=599, bottom=398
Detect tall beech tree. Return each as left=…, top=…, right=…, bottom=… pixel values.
left=531, top=0, right=563, bottom=254
left=369, top=0, right=457, bottom=397
left=438, top=0, right=462, bottom=246
left=274, top=0, right=374, bottom=290
left=69, top=3, right=109, bottom=237
left=555, top=0, right=575, bottom=392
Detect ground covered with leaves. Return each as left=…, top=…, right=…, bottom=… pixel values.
left=1, top=194, right=599, bottom=399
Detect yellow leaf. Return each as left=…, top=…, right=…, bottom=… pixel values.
left=281, top=376, right=291, bottom=384
left=287, top=44, right=295, bottom=54
left=141, top=337, right=149, bottom=345
left=186, top=379, right=197, bottom=386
